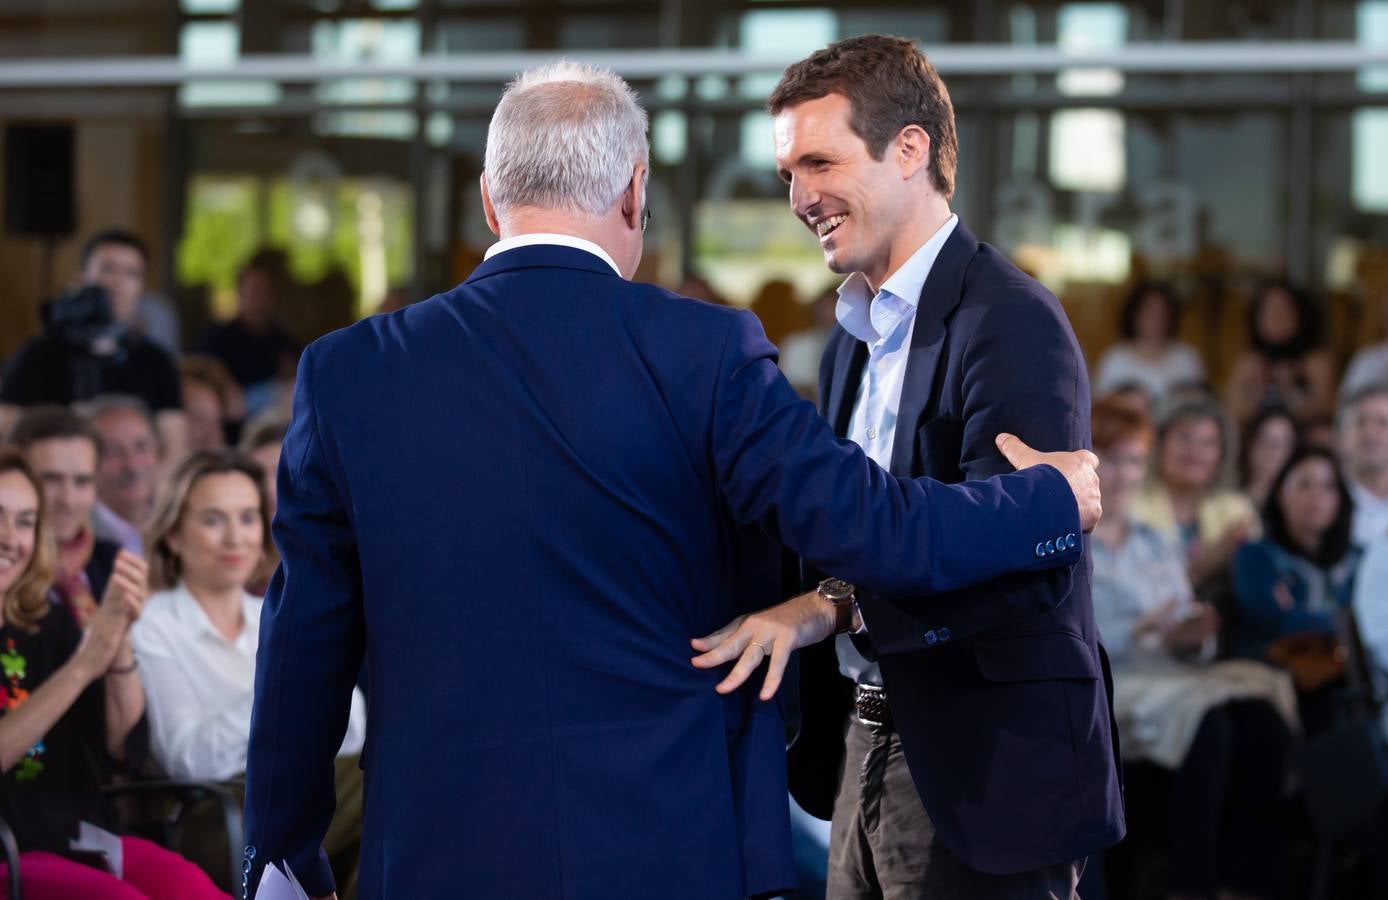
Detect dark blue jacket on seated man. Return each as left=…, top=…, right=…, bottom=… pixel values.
left=241, top=241, right=1088, bottom=899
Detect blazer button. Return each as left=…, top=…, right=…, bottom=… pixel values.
left=1046, top=539, right=1056, bottom=555
left=923, top=630, right=938, bottom=647
left=1035, top=542, right=1047, bottom=558
left=938, top=627, right=952, bottom=642
left=1066, top=533, right=1078, bottom=549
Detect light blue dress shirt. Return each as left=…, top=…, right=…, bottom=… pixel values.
left=835, top=214, right=959, bottom=685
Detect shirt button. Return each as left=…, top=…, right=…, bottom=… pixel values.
left=866, top=427, right=878, bottom=441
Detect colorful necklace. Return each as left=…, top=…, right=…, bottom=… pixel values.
left=0, top=636, right=44, bottom=781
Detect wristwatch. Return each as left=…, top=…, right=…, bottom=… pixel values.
left=817, top=577, right=857, bottom=635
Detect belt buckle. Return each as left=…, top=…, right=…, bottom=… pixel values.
left=855, top=683, right=889, bottom=730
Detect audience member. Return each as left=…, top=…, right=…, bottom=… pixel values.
left=79, top=396, right=162, bottom=555
left=8, top=408, right=122, bottom=625
left=178, top=356, right=241, bottom=453
left=197, top=256, right=300, bottom=417
left=778, top=285, right=837, bottom=398
left=1339, top=383, right=1388, bottom=548
left=238, top=416, right=285, bottom=520
left=0, top=449, right=226, bottom=899
left=1231, top=446, right=1359, bottom=730
left=1239, top=405, right=1298, bottom=510
left=131, top=450, right=364, bottom=897
left=1131, top=395, right=1261, bottom=600
left=1090, top=396, right=1294, bottom=900
left=238, top=416, right=286, bottom=596
left=1342, top=286, right=1388, bottom=399
left=1225, top=279, right=1336, bottom=427
left=0, top=229, right=187, bottom=461
left=1094, top=280, right=1206, bottom=402
left=131, top=292, right=183, bottom=359
left=1353, top=535, right=1388, bottom=737
left=748, top=278, right=806, bottom=348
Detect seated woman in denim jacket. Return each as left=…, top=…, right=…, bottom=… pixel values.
left=1231, top=445, right=1360, bottom=732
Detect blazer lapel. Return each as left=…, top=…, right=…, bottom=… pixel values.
left=824, top=327, right=869, bottom=439
left=887, top=222, right=980, bottom=475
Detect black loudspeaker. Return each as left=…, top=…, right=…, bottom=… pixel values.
left=4, top=123, right=75, bottom=238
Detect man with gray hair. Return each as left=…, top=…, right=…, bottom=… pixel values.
left=1340, top=382, right=1388, bottom=547
left=242, top=61, right=1100, bottom=900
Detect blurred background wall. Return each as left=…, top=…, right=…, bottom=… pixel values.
left=2, top=0, right=1387, bottom=375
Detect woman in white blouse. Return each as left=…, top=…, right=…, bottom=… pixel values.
left=132, top=450, right=366, bottom=899
left=1093, top=280, right=1206, bottom=403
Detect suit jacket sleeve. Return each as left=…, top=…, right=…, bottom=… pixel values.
left=712, top=309, right=1080, bottom=597
left=243, top=343, right=366, bottom=898
left=851, top=287, right=1090, bottom=655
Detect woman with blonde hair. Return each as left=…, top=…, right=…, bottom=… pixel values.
left=131, top=449, right=365, bottom=897
left=1131, top=393, right=1262, bottom=599
left=0, top=449, right=226, bottom=898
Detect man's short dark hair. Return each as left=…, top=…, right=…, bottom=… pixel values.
left=1118, top=280, right=1181, bottom=341
left=8, top=405, right=103, bottom=460
left=768, top=34, right=958, bottom=200
left=80, top=228, right=148, bottom=268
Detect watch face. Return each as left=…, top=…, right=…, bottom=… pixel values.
left=819, top=577, right=854, bottom=603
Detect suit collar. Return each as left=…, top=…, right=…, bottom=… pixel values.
left=465, top=244, right=621, bottom=284
left=886, top=221, right=980, bottom=473
left=824, top=329, right=868, bottom=438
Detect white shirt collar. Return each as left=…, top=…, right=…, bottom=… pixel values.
left=484, top=233, right=623, bottom=277
left=835, top=214, right=959, bottom=345
left=170, top=580, right=260, bottom=649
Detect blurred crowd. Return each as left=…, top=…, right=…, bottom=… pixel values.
left=2, top=226, right=1388, bottom=898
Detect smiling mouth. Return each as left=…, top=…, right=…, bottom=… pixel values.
left=814, top=214, right=848, bottom=238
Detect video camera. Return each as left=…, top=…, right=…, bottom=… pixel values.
left=42, top=283, right=125, bottom=350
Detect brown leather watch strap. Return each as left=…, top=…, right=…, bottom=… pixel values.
left=833, top=599, right=855, bottom=635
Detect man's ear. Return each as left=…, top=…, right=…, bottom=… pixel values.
left=897, top=125, right=932, bottom=182
left=480, top=173, right=502, bottom=238
left=620, top=164, right=647, bottom=232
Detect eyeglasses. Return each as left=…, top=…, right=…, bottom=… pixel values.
left=640, top=207, right=652, bottom=234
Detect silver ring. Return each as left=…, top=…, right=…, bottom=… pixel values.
left=750, top=640, right=769, bottom=654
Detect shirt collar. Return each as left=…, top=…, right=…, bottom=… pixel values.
left=1350, top=478, right=1388, bottom=509
left=835, top=214, right=959, bottom=345
left=484, top=233, right=623, bottom=277
left=171, top=580, right=260, bottom=648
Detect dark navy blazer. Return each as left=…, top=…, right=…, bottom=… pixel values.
left=242, top=245, right=1084, bottom=899
left=789, top=222, right=1126, bottom=875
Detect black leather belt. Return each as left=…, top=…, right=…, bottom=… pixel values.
left=854, top=684, right=894, bottom=732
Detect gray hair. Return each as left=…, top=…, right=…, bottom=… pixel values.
left=1338, top=381, right=1388, bottom=431
left=74, top=394, right=159, bottom=451
left=484, top=61, right=650, bottom=219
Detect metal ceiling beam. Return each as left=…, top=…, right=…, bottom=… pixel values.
left=3, top=42, right=1388, bottom=88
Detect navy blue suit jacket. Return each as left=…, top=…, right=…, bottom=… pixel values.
left=789, top=222, right=1126, bottom=875
left=243, top=245, right=1084, bottom=899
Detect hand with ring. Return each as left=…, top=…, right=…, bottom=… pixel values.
left=690, top=591, right=839, bottom=701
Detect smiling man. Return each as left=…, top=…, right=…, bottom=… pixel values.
left=716, top=34, right=1126, bottom=899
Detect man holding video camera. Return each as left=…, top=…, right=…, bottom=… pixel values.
left=0, top=229, right=187, bottom=462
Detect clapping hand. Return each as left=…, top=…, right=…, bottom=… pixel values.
left=73, top=551, right=147, bottom=681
